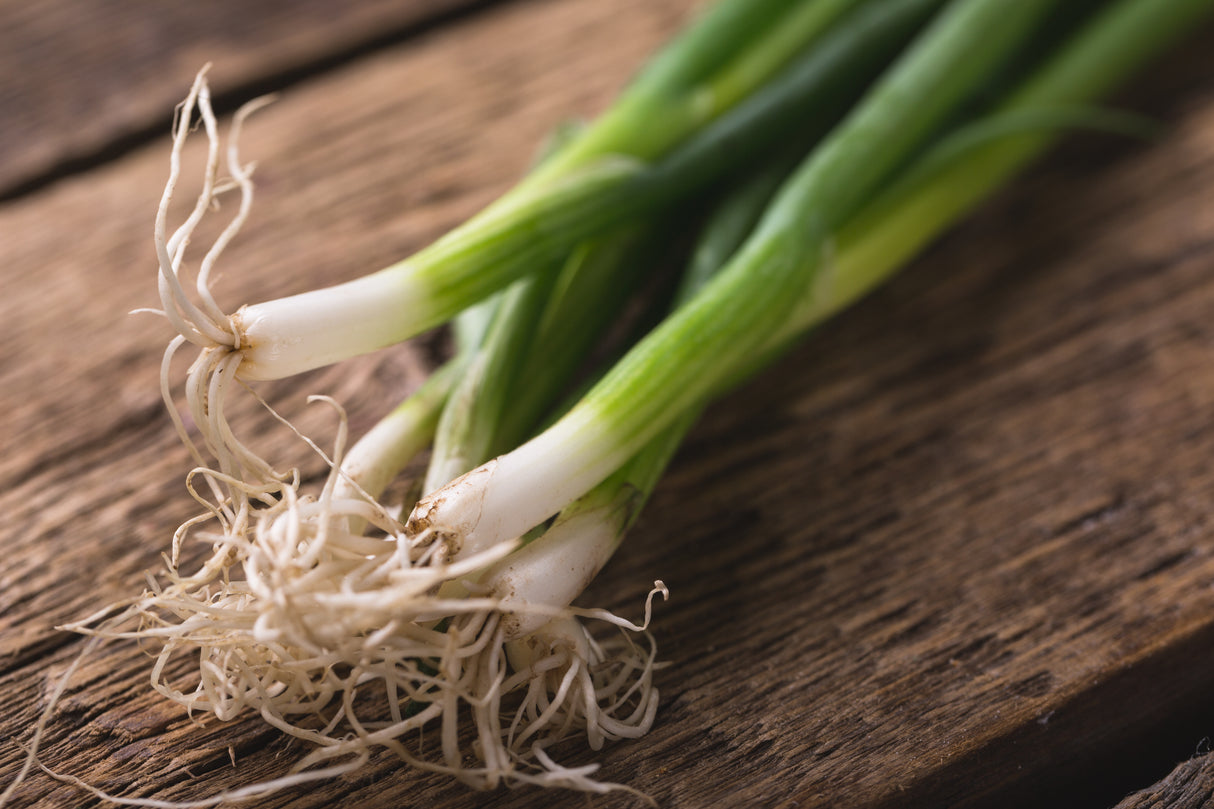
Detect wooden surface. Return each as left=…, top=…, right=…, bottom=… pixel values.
left=3, top=1, right=1214, bottom=807
left=1117, top=754, right=1214, bottom=809
left=0, top=0, right=490, bottom=198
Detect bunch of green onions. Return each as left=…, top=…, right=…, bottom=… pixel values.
left=63, top=0, right=1212, bottom=799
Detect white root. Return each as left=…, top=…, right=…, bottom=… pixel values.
left=151, top=66, right=292, bottom=533
left=61, top=427, right=665, bottom=800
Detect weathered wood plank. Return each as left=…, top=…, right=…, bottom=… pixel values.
left=0, top=0, right=497, bottom=198
left=2, top=1, right=1214, bottom=808
left=1115, top=753, right=1214, bottom=809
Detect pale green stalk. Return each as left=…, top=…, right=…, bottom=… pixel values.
left=336, top=359, right=465, bottom=505
left=423, top=271, right=557, bottom=494
left=423, top=127, right=663, bottom=493
left=490, top=225, right=664, bottom=455
left=486, top=160, right=798, bottom=639
left=423, top=221, right=673, bottom=494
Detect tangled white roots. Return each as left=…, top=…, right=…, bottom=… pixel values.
left=149, top=65, right=291, bottom=538
left=73, top=459, right=663, bottom=797
left=62, top=67, right=666, bottom=802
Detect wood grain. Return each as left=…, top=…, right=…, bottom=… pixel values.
left=0, top=0, right=496, bottom=198
left=2, top=1, right=1214, bottom=807
left=1115, top=753, right=1214, bottom=808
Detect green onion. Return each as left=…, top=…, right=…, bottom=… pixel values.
left=214, top=0, right=943, bottom=381
left=57, top=0, right=1207, bottom=802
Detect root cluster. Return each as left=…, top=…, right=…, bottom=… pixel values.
left=73, top=474, right=661, bottom=797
